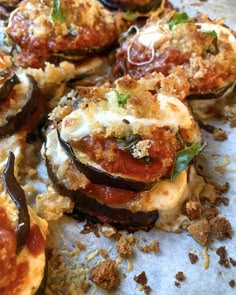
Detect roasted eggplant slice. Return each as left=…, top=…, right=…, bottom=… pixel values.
left=0, top=72, right=40, bottom=137
left=0, top=152, right=48, bottom=294
left=44, top=127, right=192, bottom=229
left=114, top=11, right=236, bottom=98
left=100, top=0, right=164, bottom=14
left=56, top=74, right=200, bottom=191
left=6, top=0, right=118, bottom=68
left=58, top=130, right=157, bottom=192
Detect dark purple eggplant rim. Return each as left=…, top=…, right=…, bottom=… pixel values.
left=45, top=154, right=159, bottom=229
left=2, top=151, right=30, bottom=254
left=57, top=129, right=157, bottom=192
left=99, top=0, right=163, bottom=14
left=0, top=74, right=39, bottom=137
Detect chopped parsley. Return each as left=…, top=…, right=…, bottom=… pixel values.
left=51, top=0, right=66, bottom=23
left=168, top=12, right=194, bottom=30
left=114, top=90, right=131, bottom=107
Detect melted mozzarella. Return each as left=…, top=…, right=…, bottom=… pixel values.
left=61, top=92, right=193, bottom=142
left=136, top=23, right=169, bottom=48
left=125, top=170, right=188, bottom=213
left=46, top=128, right=68, bottom=166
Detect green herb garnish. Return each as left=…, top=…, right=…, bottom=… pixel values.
left=117, top=134, right=142, bottom=151
left=51, top=0, right=66, bottom=23
left=168, top=12, right=194, bottom=30
left=114, top=90, right=131, bottom=107
left=122, top=11, right=138, bottom=22
left=201, top=30, right=217, bottom=38
left=171, top=141, right=207, bottom=180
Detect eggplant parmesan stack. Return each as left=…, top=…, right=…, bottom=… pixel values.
left=0, top=152, right=48, bottom=295
left=0, top=54, right=41, bottom=137
left=6, top=0, right=118, bottom=68
left=114, top=11, right=236, bottom=98
left=43, top=72, right=204, bottom=228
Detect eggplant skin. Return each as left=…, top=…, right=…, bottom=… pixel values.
left=0, top=74, right=39, bottom=137
left=58, top=130, right=157, bottom=192
left=187, top=82, right=235, bottom=100
left=0, top=73, right=19, bottom=102
left=46, top=156, right=159, bottom=229
left=2, top=151, right=30, bottom=254
left=99, top=0, right=163, bottom=14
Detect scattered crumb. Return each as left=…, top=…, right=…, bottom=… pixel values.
left=198, top=121, right=228, bottom=141
left=186, top=201, right=202, bottom=220
left=116, top=235, right=133, bottom=257
left=213, top=128, right=228, bottom=141
left=210, top=217, right=232, bottom=240
left=137, top=240, right=160, bottom=254
left=134, top=271, right=151, bottom=294
left=80, top=222, right=100, bottom=238
left=80, top=279, right=90, bottom=293
left=229, top=257, right=236, bottom=267
left=187, top=218, right=209, bottom=245
left=89, top=260, right=119, bottom=290
left=188, top=253, right=199, bottom=264
left=220, top=197, right=229, bottom=206
left=216, top=246, right=230, bottom=268
left=144, top=285, right=152, bottom=294
left=202, top=207, right=219, bottom=220
left=175, top=281, right=181, bottom=288
left=175, top=272, right=185, bottom=282
left=101, top=224, right=117, bottom=238
left=203, top=246, right=210, bottom=269
left=229, top=280, right=235, bottom=288
left=76, top=241, right=86, bottom=250
left=100, top=248, right=109, bottom=259
left=134, top=271, right=147, bottom=285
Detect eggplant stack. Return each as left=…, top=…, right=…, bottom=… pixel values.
left=43, top=69, right=205, bottom=229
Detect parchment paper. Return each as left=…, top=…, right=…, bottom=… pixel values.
left=46, top=2, right=236, bottom=294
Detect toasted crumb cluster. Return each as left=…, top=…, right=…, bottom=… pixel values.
left=188, top=253, right=199, bottom=264
left=89, top=260, right=119, bottom=290
left=116, top=235, right=134, bottom=257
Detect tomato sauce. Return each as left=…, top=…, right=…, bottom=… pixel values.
left=114, top=40, right=190, bottom=79
left=83, top=182, right=137, bottom=205
left=0, top=207, right=17, bottom=290
left=26, top=224, right=45, bottom=257
left=0, top=261, right=29, bottom=295
left=73, top=128, right=180, bottom=182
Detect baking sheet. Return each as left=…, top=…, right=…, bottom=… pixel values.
left=44, top=1, right=236, bottom=294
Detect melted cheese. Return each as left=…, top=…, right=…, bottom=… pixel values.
left=136, top=23, right=169, bottom=48
left=60, top=92, right=193, bottom=142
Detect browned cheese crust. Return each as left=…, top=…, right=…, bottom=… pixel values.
left=114, top=11, right=236, bottom=95
left=7, top=0, right=118, bottom=67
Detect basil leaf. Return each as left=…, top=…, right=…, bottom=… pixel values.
left=171, top=142, right=207, bottom=180
left=114, top=90, right=131, bottom=107
left=122, top=11, right=138, bottom=21
left=52, top=0, right=66, bottom=23
left=201, top=30, right=217, bottom=38
left=168, top=12, right=194, bottom=30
